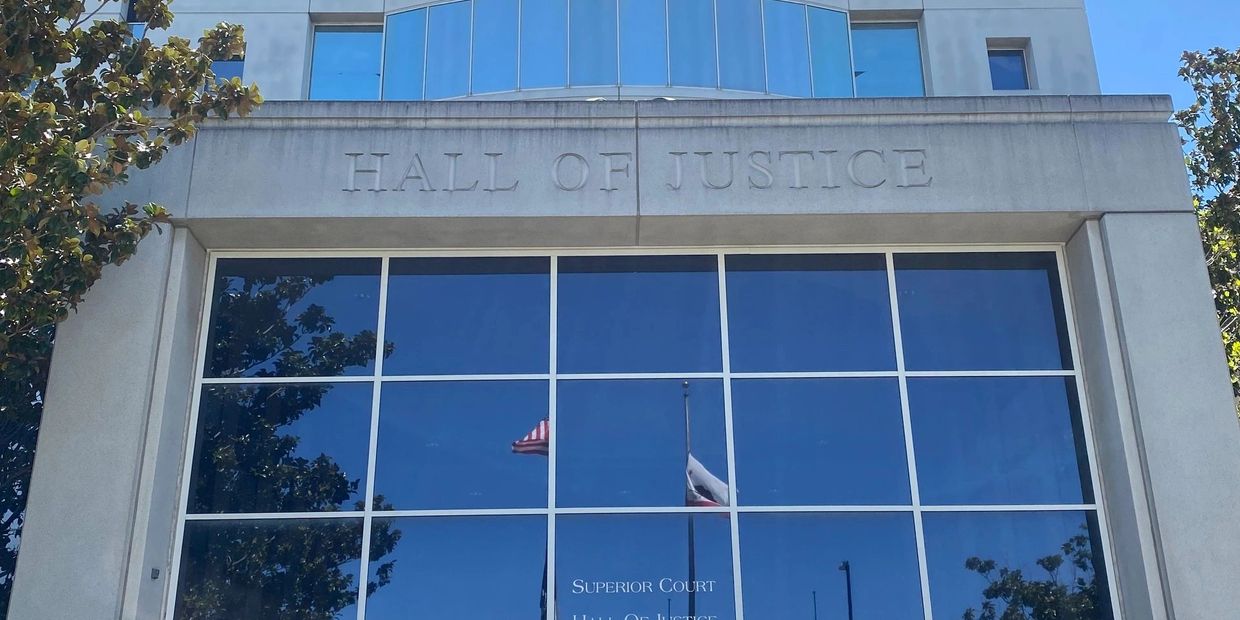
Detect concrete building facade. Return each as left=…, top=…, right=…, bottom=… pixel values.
left=8, top=2, right=1240, bottom=619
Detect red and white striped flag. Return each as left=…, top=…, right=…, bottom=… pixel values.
left=512, top=418, right=550, bottom=456
left=686, top=453, right=730, bottom=507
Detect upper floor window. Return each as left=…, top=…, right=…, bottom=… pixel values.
left=309, top=25, right=382, bottom=101
left=989, top=48, right=1031, bottom=91
left=851, top=23, right=926, bottom=97
left=309, top=3, right=930, bottom=101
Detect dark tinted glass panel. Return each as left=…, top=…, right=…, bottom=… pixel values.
left=384, top=9, right=427, bottom=100
left=620, top=0, right=668, bottom=85
left=559, top=255, right=721, bottom=373
left=557, top=514, right=736, bottom=620
left=668, top=0, right=717, bottom=88
left=741, top=513, right=923, bottom=619
left=521, top=0, right=568, bottom=88
left=374, top=381, right=548, bottom=510
left=924, top=511, right=1112, bottom=620
left=189, top=383, right=372, bottom=514
left=809, top=7, right=853, bottom=97
left=909, top=377, right=1092, bottom=505
left=571, top=0, right=619, bottom=86
left=558, top=379, right=728, bottom=507
left=895, top=252, right=1071, bottom=371
left=726, top=254, right=895, bottom=372
left=205, top=258, right=381, bottom=378
left=472, top=0, right=519, bottom=93
left=425, top=1, right=471, bottom=99
left=990, top=49, right=1030, bottom=90
left=717, top=0, right=765, bottom=92
left=364, top=516, right=546, bottom=620
left=174, top=519, right=363, bottom=620
left=763, top=0, right=811, bottom=96
left=732, top=379, right=910, bottom=505
left=211, top=59, right=244, bottom=84
left=310, top=27, right=382, bottom=100
left=852, top=23, right=924, bottom=97
left=383, top=257, right=549, bottom=375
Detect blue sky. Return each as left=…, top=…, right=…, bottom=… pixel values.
left=1089, top=0, right=1240, bottom=108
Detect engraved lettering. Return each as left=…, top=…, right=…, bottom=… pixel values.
left=696, top=150, right=737, bottom=190
left=847, top=149, right=887, bottom=188
left=667, top=151, right=688, bottom=190
left=778, top=150, right=815, bottom=189
left=817, top=150, right=841, bottom=189
left=747, top=150, right=774, bottom=189
left=599, top=151, right=633, bottom=192
left=552, top=152, right=590, bottom=191
left=394, top=154, right=436, bottom=192
left=442, top=152, right=479, bottom=193
left=344, top=152, right=388, bottom=192
left=483, top=152, right=519, bottom=192
left=894, top=148, right=932, bottom=188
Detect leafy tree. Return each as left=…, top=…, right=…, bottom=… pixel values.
left=1, top=0, right=260, bottom=612
left=1176, top=48, right=1240, bottom=416
left=961, top=530, right=1104, bottom=620
left=172, top=268, right=400, bottom=619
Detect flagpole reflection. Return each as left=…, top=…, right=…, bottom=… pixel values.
left=683, top=380, right=697, bottom=619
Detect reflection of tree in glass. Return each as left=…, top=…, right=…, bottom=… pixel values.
left=177, top=271, right=399, bottom=619
left=961, top=528, right=1104, bottom=620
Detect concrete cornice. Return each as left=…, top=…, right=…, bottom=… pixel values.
left=201, top=95, right=1175, bottom=131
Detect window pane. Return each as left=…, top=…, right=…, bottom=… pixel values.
left=558, top=379, right=728, bottom=507
left=668, top=0, right=717, bottom=88
left=558, top=255, right=722, bottom=373
left=521, top=0, right=568, bottom=88
left=570, top=0, right=619, bottom=86
left=189, top=383, right=372, bottom=514
left=732, top=379, right=910, bottom=505
left=741, top=513, right=923, bottom=619
left=725, top=254, right=895, bottom=372
left=364, top=516, right=546, bottom=620
left=557, top=514, right=736, bottom=620
left=763, top=0, right=810, bottom=96
left=383, top=257, right=549, bottom=375
left=990, top=49, right=1030, bottom=90
left=909, top=377, right=1092, bottom=505
left=374, top=381, right=548, bottom=510
left=310, top=27, right=382, bottom=100
left=717, top=0, right=764, bottom=92
left=809, top=7, right=853, bottom=97
left=205, top=258, right=381, bottom=378
left=174, top=519, right=363, bottom=620
left=852, top=23, right=924, bottom=97
left=211, top=59, right=244, bottom=84
left=894, top=252, right=1071, bottom=371
left=924, top=511, right=1113, bottom=620
left=620, top=0, right=668, bottom=85
left=472, top=0, right=519, bottom=93
left=425, top=1, right=472, bottom=99
left=383, top=9, right=427, bottom=100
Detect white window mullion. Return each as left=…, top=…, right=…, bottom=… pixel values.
left=886, top=251, right=935, bottom=620
left=355, top=256, right=390, bottom=620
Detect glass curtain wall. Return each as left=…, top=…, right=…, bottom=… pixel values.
left=169, top=250, right=1114, bottom=620
left=369, top=0, right=866, bottom=99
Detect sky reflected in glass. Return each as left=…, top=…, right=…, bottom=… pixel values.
left=310, top=27, right=381, bottom=100
left=909, top=377, right=1092, bottom=505
left=375, top=381, right=548, bottom=510
left=852, top=23, right=924, bottom=97
left=924, top=511, right=1112, bottom=620
left=383, top=9, right=426, bottom=100
left=558, top=514, right=736, bottom=620
left=741, top=513, right=923, bottom=619
left=732, top=379, right=910, bottom=506
left=895, top=252, right=1071, bottom=371
left=364, top=516, right=546, bottom=620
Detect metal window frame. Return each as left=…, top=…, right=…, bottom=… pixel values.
left=163, top=243, right=1122, bottom=620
